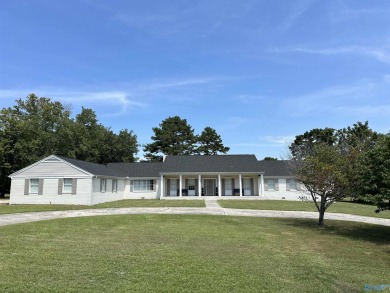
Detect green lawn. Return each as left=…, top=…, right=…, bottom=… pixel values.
left=0, top=199, right=205, bottom=215
left=218, top=200, right=390, bottom=219
left=0, top=215, right=389, bottom=292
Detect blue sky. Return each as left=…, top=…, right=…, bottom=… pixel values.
left=1, top=0, right=390, bottom=159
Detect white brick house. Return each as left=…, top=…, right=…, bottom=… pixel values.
left=9, top=155, right=303, bottom=205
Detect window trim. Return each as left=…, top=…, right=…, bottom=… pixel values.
left=133, top=179, right=154, bottom=192
left=100, top=178, right=107, bottom=193
left=287, top=179, right=297, bottom=191
left=63, top=178, right=73, bottom=194
left=268, top=179, right=276, bottom=191
left=29, top=179, right=39, bottom=194
left=112, top=179, right=118, bottom=193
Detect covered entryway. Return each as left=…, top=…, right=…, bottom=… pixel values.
left=203, top=179, right=216, bottom=196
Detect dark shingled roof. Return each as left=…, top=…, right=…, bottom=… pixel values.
left=161, top=155, right=260, bottom=173
left=58, top=156, right=120, bottom=177
left=258, top=160, right=294, bottom=176
left=57, top=155, right=296, bottom=177
left=107, top=162, right=163, bottom=177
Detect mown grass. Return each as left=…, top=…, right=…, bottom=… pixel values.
left=0, top=199, right=205, bottom=215
left=0, top=215, right=389, bottom=292
left=218, top=200, right=390, bottom=219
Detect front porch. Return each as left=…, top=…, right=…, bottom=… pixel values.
left=160, top=173, right=265, bottom=198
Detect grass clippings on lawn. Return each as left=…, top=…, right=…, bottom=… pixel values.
left=0, top=215, right=389, bottom=292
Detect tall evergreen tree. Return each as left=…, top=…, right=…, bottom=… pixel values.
left=196, top=127, right=229, bottom=155
left=143, top=116, right=197, bottom=161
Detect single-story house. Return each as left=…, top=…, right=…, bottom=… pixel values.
left=9, top=154, right=303, bottom=205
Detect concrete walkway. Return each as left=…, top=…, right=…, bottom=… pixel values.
left=1, top=206, right=390, bottom=227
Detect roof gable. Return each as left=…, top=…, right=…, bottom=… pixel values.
left=9, top=155, right=93, bottom=178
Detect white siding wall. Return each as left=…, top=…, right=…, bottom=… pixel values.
left=10, top=178, right=93, bottom=205
left=124, top=178, right=160, bottom=199
left=262, top=178, right=305, bottom=200
left=91, top=178, right=125, bottom=205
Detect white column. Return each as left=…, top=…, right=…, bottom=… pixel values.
left=261, top=174, right=265, bottom=196
left=160, top=175, right=164, bottom=199
left=239, top=174, right=242, bottom=197
left=218, top=174, right=222, bottom=197
left=179, top=175, right=182, bottom=197
left=198, top=174, right=202, bottom=197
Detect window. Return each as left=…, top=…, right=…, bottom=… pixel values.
left=188, top=179, right=195, bottom=190
left=224, top=179, right=232, bottom=195
left=267, top=179, right=278, bottom=191
left=100, top=179, right=107, bottom=192
left=287, top=179, right=297, bottom=191
left=112, top=179, right=118, bottom=193
left=188, top=179, right=195, bottom=196
left=30, top=179, right=39, bottom=194
left=134, top=180, right=154, bottom=192
left=63, top=178, right=73, bottom=193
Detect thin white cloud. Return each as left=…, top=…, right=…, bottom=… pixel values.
left=0, top=89, right=147, bottom=117
left=259, top=136, right=295, bottom=145
left=281, top=76, right=390, bottom=117
left=278, top=0, right=314, bottom=34
left=0, top=75, right=244, bottom=115
left=287, top=46, right=390, bottom=64
left=232, top=143, right=281, bottom=147
left=334, top=105, right=390, bottom=116
left=235, top=94, right=268, bottom=103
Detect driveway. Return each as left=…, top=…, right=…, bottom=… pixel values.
left=1, top=199, right=389, bottom=227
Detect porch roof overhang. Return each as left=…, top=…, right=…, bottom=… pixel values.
left=160, top=172, right=265, bottom=176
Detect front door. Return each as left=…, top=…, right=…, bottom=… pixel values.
left=204, top=179, right=216, bottom=196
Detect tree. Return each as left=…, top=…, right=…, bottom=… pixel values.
left=0, top=95, right=139, bottom=194
left=289, top=128, right=336, bottom=160
left=143, top=116, right=197, bottom=161
left=356, top=134, right=390, bottom=212
left=196, top=127, right=229, bottom=155
left=336, top=121, right=380, bottom=201
left=0, top=94, right=72, bottom=196
left=294, top=143, right=351, bottom=225
left=263, top=157, right=277, bottom=161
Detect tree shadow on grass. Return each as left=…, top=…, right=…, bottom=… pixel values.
left=277, top=218, right=390, bottom=246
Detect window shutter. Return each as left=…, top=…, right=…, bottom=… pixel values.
left=38, top=179, right=44, bottom=195
left=72, top=179, right=77, bottom=195
left=177, top=179, right=179, bottom=196
left=24, top=179, right=29, bottom=195
left=58, top=179, right=63, bottom=195
left=130, top=180, right=134, bottom=192
left=222, top=179, right=225, bottom=195
left=250, top=178, right=254, bottom=195
left=286, top=179, right=290, bottom=191
left=185, top=179, right=188, bottom=189
left=195, top=179, right=198, bottom=195
left=275, top=179, right=279, bottom=191
left=232, top=178, right=235, bottom=190
left=153, top=180, right=156, bottom=191
left=264, top=179, right=268, bottom=191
